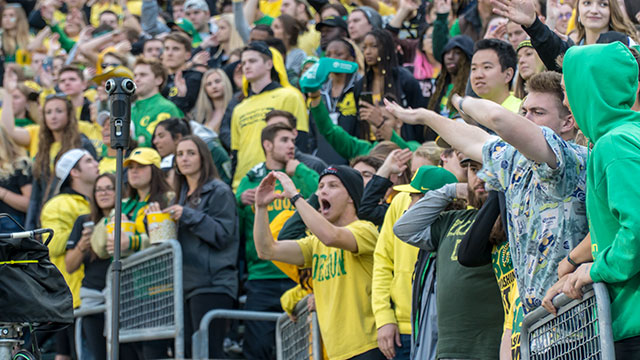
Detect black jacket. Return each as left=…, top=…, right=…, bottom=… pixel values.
left=355, top=66, right=428, bottom=143
left=162, top=69, right=203, bottom=115
left=357, top=174, right=393, bottom=226
left=523, top=17, right=574, bottom=73
left=176, top=178, right=239, bottom=300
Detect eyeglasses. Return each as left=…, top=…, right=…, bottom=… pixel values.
left=95, top=186, right=115, bottom=193
left=45, top=92, right=68, bottom=101
left=558, top=12, right=573, bottom=20
left=101, top=63, right=120, bottom=69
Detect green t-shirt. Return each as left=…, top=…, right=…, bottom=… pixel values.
left=208, top=139, right=232, bottom=185
left=254, top=15, right=274, bottom=26
left=431, top=209, right=504, bottom=360
left=15, top=117, right=35, bottom=127
left=131, top=93, right=184, bottom=147
left=236, top=162, right=319, bottom=280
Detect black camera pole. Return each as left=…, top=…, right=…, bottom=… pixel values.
left=106, top=77, right=136, bottom=360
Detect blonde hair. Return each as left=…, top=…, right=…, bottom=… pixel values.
left=414, top=141, right=444, bottom=165
left=0, top=125, right=29, bottom=181
left=217, top=14, right=245, bottom=54
left=193, top=69, right=233, bottom=131
left=574, top=0, right=639, bottom=44
left=1, top=5, right=30, bottom=57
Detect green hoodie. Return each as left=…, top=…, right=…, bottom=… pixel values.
left=564, top=42, right=640, bottom=342
left=236, top=162, right=319, bottom=280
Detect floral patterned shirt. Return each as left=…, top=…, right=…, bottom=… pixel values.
left=479, top=126, right=589, bottom=312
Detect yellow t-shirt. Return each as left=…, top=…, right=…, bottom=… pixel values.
left=90, top=2, right=123, bottom=27
left=25, top=122, right=102, bottom=158
left=259, top=0, right=282, bottom=18
left=230, top=86, right=309, bottom=190
left=297, top=220, right=380, bottom=360
left=501, top=94, right=523, bottom=113
left=377, top=1, right=396, bottom=16
left=99, top=156, right=116, bottom=174
left=298, top=25, right=321, bottom=56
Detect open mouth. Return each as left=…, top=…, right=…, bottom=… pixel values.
left=320, top=199, right=332, bottom=215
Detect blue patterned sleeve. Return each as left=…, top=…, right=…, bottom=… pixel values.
left=532, top=127, right=588, bottom=198
left=478, top=138, right=515, bottom=192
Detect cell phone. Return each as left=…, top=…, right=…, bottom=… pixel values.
left=83, top=221, right=95, bottom=230
left=359, top=92, right=373, bottom=105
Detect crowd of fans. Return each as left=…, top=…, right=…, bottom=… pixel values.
left=1, top=0, right=640, bottom=358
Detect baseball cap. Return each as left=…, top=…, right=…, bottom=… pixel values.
left=184, top=0, right=209, bottom=12
left=316, top=16, right=348, bottom=32
left=394, top=165, right=458, bottom=194
left=124, top=147, right=162, bottom=168
left=167, top=18, right=203, bottom=45
left=56, top=149, right=92, bottom=185
left=435, top=135, right=451, bottom=149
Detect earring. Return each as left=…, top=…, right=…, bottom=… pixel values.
left=377, top=56, right=382, bottom=62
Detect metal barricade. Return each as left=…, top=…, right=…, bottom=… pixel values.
left=191, top=309, right=282, bottom=360
left=74, top=304, right=106, bottom=359
left=105, top=240, right=184, bottom=358
left=276, top=295, right=322, bottom=360
left=520, top=283, right=615, bottom=360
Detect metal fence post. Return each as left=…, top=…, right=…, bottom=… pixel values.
left=520, top=283, right=614, bottom=360
left=105, top=240, right=184, bottom=358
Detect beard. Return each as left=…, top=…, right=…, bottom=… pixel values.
left=467, top=184, right=486, bottom=209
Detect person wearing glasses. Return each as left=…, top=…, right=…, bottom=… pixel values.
left=65, top=173, right=117, bottom=360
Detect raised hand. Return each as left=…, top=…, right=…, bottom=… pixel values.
left=383, top=99, right=428, bottom=126
left=254, top=172, right=284, bottom=207
left=379, top=149, right=412, bottom=178
left=272, top=172, right=298, bottom=198
left=174, top=70, right=187, bottom=97
left=491, top=0, right=537, bottom=27
left=433, top=0, right=452, bottom=14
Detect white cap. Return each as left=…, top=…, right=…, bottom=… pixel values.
left=56, top=149, right=92, bottom=185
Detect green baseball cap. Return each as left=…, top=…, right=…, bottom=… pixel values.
left=299, top=57, right=358, bottom=93
left=168, top=18, right=203, bottom=47
left=393, top=165, right=458, bottom=194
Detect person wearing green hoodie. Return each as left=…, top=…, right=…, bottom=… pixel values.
left=561, top=42, right=640, bottom=356
left=236, top=122, right=318, bottom=359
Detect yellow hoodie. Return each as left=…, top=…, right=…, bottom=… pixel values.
left=372, top=192, right=419, bottom=335
left=41, top=192, right=90, bottom=309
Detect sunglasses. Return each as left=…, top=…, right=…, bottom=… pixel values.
left=45, top=92, right=69, bottom=101
left=101, top=62, right=120, bottom=69
left=558, top=12, right=573, bottom=20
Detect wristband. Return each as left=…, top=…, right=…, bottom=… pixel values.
left=566, top=253, right=579, bottom=267
left=457, top=96, right=469, bottom=117
left=290, top=193, right=303, bottom=207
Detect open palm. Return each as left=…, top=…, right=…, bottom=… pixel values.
left=491, top=0, right=537, bottom=27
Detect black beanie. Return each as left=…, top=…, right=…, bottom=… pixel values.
left=319, top=165, right=363, bottom=212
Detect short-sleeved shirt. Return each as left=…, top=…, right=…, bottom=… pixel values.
left=430, top=209, right=504, bottom=359
left=479, top=127, right=588, bottom=312
left=297, top=220, right=380, bottom=360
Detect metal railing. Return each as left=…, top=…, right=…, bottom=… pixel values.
left=520, top=283, right=615, bottom=360
left=191, top=309, right=282, bottom=360
left=275, top=295, right=322, bottom=360
left=105, top=240, right=184, bottom=358
left=74, top=304, right=106, bottom=359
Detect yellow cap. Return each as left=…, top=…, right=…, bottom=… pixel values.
left=124, top=148, right=162, bottom=169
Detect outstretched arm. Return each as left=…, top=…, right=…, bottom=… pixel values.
left=253, top=173, right=305, bottom=265
left=451, top=94, right=559, bottom=168
left=385, top=99, right=491, bottom=162
left=273, top=172, right=359, bottom=252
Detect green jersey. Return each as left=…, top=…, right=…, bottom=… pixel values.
left=131, top=93, right=183, bottom=147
